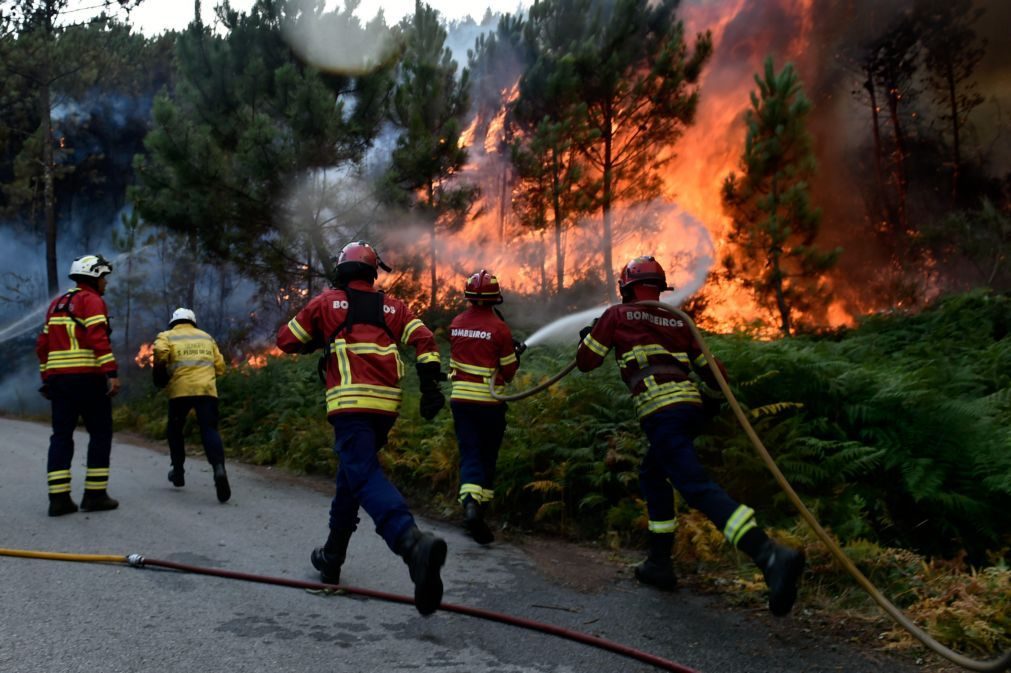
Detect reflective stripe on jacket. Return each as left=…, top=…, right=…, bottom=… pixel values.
left=153, top=323, right=225, bottom=398
left=275, top=280, right=440, bottom=416
left=36, top=285, right=117, bottom=380
left=448, top=305, right=518, bottom=404
left=576, top=303, right=722, bottom=420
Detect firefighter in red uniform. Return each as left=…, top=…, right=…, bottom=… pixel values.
left=576, top=256, right=805, bottom=616
left=276, top=241, right=448, bottom=616
left=448, top=270, right=520, bottom=544
left=36, top=254, right=121, bottom=516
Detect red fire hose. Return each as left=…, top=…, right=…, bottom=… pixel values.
left=0, top=547, right=700, bottom=673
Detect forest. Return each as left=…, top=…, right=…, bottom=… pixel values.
left=1, top=0, right=1009, bottom=659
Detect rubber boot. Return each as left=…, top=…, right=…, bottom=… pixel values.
left=213, top=464, right=231, bottom=503
left=462, top=498, right=494, bottom=545
left=396, top=526, right=448, bottom=616
left=48, top=492, right=78, bottom=517
left=80, top=490, right=119, bottom=512
left=311, top=528, right=354, bottom=584
left=754, top=539, right=805, bottom=616
left=168, top=465, right=185, bottom=487
left=634, top=533, right=677, bottom=591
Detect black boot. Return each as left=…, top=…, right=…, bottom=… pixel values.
left=48, top=493, right=78, bottom=517
left=311, top=528, right=354, bottom=584
left=462, top=498, right=494, bottom=545
left=80, top=490, right=119, bottom=512
left=213, top=464, right=231, bottom=503
left=168, top=465, right=185, bottom=487
left=754, top=539, right=805, bottom=616
left=634, top=532, right=677, bottom=591
left=396, top=526, right=448, bottom=616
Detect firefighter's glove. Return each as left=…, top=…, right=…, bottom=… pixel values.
left=698, top=383, right=725, bottom=419
left=152, top=362, right=170, bottom=389
left=38, top=383, right=51, bottom=400
left=416, top=362, right=445, bottom=421
left=578, top=318, right=598, bottom=344
left=512, top=339, right=527, bottom=364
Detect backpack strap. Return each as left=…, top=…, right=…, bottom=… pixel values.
left=317, top=289, right=397, bottom=384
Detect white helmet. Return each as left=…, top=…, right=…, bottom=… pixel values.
left=68, top=254, right=113, bottom=280
left=170, top=307, right=197, bottom=327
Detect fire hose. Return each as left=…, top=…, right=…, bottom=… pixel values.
left=0, top=546, right=699, bottom=673
left=490, top=299, right=1011, bottom=673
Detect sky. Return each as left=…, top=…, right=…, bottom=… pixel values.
left=73, top=0, right=531, bottom=34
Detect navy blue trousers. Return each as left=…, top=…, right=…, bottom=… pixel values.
left=451, top=401, right=506, bottom=503
left=46, top=374, right=112, bottom=493
left=639, top=405, right=741, bottom=531
left=328, top=413, right=414, bottom=551
left=167, top=396, right=225, bottom=468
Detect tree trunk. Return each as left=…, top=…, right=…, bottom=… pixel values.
left=769, top=177, right=792, bottom=336
left=41, top=2, right=57, bottom=295
left=551, top=149, right=564, bottom=293
left=601, top=104, right=616, bottom=301
left=885, top=82, right=908, bottom=232
left=945, top=62, right=961, bottom=204
left=428, top=181, right=437, bottom=311
left=864, top=71, right=885, bottom=190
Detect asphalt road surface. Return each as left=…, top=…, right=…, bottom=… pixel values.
left=0, top=417, right=928, bottom=673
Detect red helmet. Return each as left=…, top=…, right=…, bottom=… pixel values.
left=335, top=241, right=391, bottom=284
left=464, top=270, right=503, bottom=304
left=618, top=256, right=669, bottom=294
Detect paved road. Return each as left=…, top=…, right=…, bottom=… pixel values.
left=0, top=418, right=923, bottom=673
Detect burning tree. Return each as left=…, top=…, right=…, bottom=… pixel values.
left=382, top=0, right=479, bottom=312
left=518, top=0, right=712, bottom=299
left=721, top=58, right=838, bottom=337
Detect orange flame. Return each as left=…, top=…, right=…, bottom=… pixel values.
left=431, top=0, right=857, bottom=334
left=134, top=342, right=154, bottom=368
left=242, top=346, right=283, bottom=369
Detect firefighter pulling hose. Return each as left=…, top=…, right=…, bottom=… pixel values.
left=488, top=255, right=1011, bottom=673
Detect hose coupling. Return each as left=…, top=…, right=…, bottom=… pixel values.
left=127, top=553, right=145, bottom=567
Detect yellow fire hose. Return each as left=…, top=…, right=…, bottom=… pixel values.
left=490, top=299, right=1011, bottom=673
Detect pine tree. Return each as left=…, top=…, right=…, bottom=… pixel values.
left=0, top=1, right=145, bottom=293
left=721, top=58, right=838, bottom=336
left=131, top=0, right=393, bottom=290
left=521, top=0, right=712, bottom=299
left=382, top=0, right=477, bottom=311
left=915, top=0, right=986, bottom=204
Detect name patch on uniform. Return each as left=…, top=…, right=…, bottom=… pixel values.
left=451, top=328, right=492, bottom=340
left=624, top=311, right=685, bottom=327
left=332, top=300, right=396, bottom=314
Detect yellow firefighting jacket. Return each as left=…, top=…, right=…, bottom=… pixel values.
left=153, top=323, right=225, bottom=399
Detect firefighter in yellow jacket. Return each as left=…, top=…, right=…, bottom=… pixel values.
left=153, top=308, right=230, bottom=503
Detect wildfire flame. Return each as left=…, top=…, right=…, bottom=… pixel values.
left=243, top=346, right=284, bottom=369
left=419, top=0, right=857, bottom=335
left=134, top=342, right=154, bottom=368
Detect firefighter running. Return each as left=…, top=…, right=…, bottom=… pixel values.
left=153, top=308, right=231, bottom=503
left=576, top=255, right=806, bottom=616
left=275, top=241, right=449, bottom=616
left=448, top=270, right=522, bottom=544
left=35, top=254, right=121, bottom=516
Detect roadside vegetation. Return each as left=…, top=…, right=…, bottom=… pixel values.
left=114, top=290, right=1011, bottom=658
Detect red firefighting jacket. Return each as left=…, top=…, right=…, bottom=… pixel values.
left=36, top=284, right=117, bottom=381
left=448, top=305, right=518, bottom=404
left=275, top=280, right=440, bottom=416
left=576, top=303, right=722, bottom=419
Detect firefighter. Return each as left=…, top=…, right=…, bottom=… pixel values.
left=276, top=241, right=448, bottom=616
left=576, top=256, right=806, bottom=616
left=152, top=308, right=230, bottom=503
left=448, top=270, right=521, bottom=544
left=36, top=254, right=120, bottom=516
